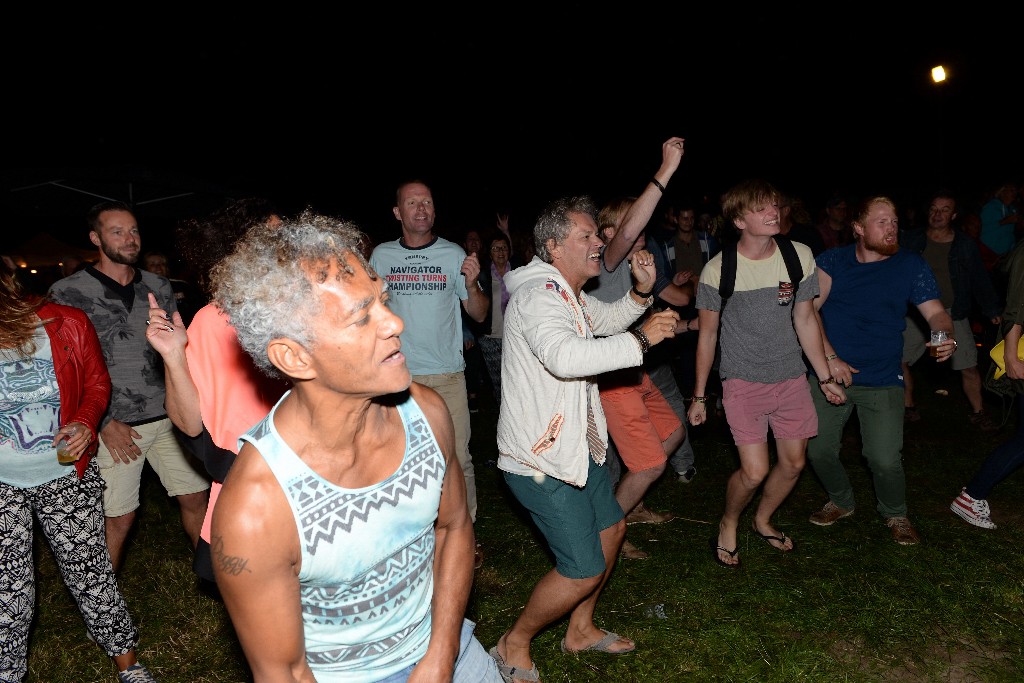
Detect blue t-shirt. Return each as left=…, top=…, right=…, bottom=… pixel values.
left=816, top=246, right=940, bottom=387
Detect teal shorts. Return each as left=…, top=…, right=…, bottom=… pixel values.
left=503, top=457, right=622, bottom=579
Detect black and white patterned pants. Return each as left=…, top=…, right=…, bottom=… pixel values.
left=0, top=462, right=138, bottom=682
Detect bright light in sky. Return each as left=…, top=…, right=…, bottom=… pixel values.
left=932, top=65, right=947, bottom=83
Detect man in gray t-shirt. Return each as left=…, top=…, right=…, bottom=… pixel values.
left=49, top=201, right=209, bottom=572
left=687, top=180, right=845, bottom=570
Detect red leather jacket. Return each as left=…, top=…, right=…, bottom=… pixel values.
left=38, top=301, right=111, bottom=478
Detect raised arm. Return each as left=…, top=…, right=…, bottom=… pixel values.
left=145, top=292, right=202, bottom=436
left=603, top=137, right=686, bottom=270
left=460, top=251, right=489, bottom=323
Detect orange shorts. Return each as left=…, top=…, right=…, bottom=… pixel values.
left=599, top=372, right=682, bottom=472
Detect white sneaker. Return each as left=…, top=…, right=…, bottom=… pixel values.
left=950, top=488, right=997, bottom=529
left=678, top=466, right=697, bottom=484
left=118, top=663, right=159, bottom=683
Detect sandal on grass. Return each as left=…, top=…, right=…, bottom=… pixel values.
left=751, top=523, right=795, bottom=552
left=489, top=645, right=539, bottom=683
left=560, top=628, right=635, bottom=655
left=709, top=536, right=741, bottom=568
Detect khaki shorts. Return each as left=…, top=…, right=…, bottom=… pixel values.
left=95, top=417, right=211, bottom=517
left=902, top=314, right=977, bottom=371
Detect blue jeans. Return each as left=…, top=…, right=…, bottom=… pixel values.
left=966, top=398, right=1024, bottom=499
left=375, top=619, right=502, bottom=682
left=806, top=382, right=908, bottom=518
left=478, top=335, right=503, bottom=404
left=647, top=361, right=695, bottom=473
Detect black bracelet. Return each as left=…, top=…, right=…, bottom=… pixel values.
left=651, top=178, right=666, bottom=194
left=629, top=328, right=651, bottom=354
left=818, top=376, right=836, bottom=386
left=631, top=284, right=653, bottom=299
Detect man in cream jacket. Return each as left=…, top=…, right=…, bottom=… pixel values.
left=489, top=191, right=680, bottom=683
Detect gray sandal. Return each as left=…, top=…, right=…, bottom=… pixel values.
left=489, top=646, right=540, bottom=683
left=560, top=628, right=636, bottom=654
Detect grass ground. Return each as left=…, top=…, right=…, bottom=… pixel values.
left=24, top=358, right=1023, bottom=682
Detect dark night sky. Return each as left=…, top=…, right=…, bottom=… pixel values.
left=5, top=10, right=1022, bottom=257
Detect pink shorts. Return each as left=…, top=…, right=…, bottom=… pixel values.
left=600, top=372, right=682, bottom=472
left=721, top=376, right=818, bottom=446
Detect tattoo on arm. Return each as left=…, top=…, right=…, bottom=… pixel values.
left=212, top=534, right=252, bottom=576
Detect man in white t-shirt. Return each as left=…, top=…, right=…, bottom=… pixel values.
left=370, top=180, right=489, bottom=567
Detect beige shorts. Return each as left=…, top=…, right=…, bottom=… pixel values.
left=95, top=417, right=211, bottom=517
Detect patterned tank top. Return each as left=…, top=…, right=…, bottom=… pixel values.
left=239, top=390, right=445, bottom=682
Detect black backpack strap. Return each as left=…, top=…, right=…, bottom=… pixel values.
left=720, top=242, right=738, bottom=301
left=773, top=234, right=803, bottom=294
left=720, top=236, right=802, bottom=307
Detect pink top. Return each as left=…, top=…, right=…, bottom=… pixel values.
left=186, top=303, right=289, bottom=541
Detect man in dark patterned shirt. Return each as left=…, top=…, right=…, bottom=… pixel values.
left=49, top=201, right=209, bottom=572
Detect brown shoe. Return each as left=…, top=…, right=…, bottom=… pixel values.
left=886, top=517, right=921, bottom=545
left=808, top=501, right=854, bottom=526
left=624, top=503, right=676, bottom=525
left=620, top=539, right=649, bottom=560
left=969, top=410, right=999, bottom=432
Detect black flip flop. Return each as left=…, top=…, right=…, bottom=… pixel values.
left=751, top=524, right=795, bottom=552
left=709, top=536, right=740, bottom=568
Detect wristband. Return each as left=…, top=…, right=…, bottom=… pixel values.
left=691, top=395, right=707, bottom=404
left=629, top=328, right=651, bottom=354
left=826, top=353, right=838, bottom=361
left=650, top=178, right=666, bottom=194
left=685, top=319, right=691, bottom=332
left=631, top=284, right=653, bottom=299
left=819, top=376, right=836, bottom=386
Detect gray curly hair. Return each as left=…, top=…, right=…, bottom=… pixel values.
left=533, top=195, right=599, bottom=263
left=210, top=209, right=374, bottom=378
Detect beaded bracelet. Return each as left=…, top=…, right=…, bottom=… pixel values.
left=691, top=396, right=708, bottom=404
left=818, top=376, right=836, bottom=386
left=629, top=328, right=651, bottom=354
left=826, top=353, right=838, bottom=361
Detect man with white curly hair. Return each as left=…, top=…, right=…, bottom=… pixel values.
left=208, top=211, right=500, bottom=683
